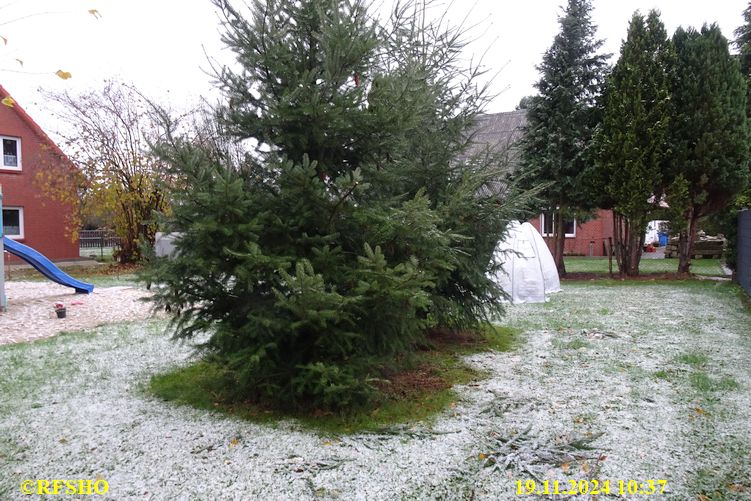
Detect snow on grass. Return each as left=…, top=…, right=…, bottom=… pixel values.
left=1, top=281, right=750, bottom=499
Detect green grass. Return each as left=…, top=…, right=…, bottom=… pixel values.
left=149, top=325, right=519, bottom=435
left=653, top=369, right=673, bottom=381
left=7, top=263, right=140, bottom=287
left=676, top=352, right=709, bottom=368
left=689, top=372, right=740, bottom=393
left=564, top=257, right=726, bottom=276
left=661, top=352, right=741, bottom=394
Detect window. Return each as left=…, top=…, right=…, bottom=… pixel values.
left=540, top=211, right=576, bottom=238
left=2, top=207, right=24, bottom=239
left=1, top=136, right=21, bottom=170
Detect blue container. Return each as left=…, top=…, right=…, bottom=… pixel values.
left=658, top=233, right=669, bottom=247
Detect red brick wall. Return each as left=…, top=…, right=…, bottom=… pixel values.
left=528, top=209, right=613, bottom=257
left=1, top=103, right=79, bottom=262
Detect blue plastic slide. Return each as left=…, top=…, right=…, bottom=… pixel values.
left=3, top=236, right=94, bottom=294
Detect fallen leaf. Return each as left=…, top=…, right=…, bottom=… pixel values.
left=229, top=437, right=239, bottom=448
left=561, top=462, right=570, bottom=473
left=88, top=9, right=101, bottom=19
left=729, top=484, right=746, bottom=493
left=598, top=455, right=608, bottom=461
left=697, top=495, right=710, bottom=501
left=58, top=437, right=68, bottom=444
left=55, top=70, right=73, bottom=80
left=478, top=453, right=487, bottom=460
left=323, top=440, right=333, bottom=446
left=15, top=58, right=23, bottom=67
left=580, top=461, right=590, bottom=473
left=1, top=96, right=15, bottom=108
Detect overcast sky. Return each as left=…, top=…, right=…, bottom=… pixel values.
left=1, top=0, right=749, bottom=136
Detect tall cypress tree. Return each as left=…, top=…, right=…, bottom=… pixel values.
left=142, top=0, right=529, bottom=411
left=668, top=24, right=750, bottom=273
left=591, top=11, right=672, bottom=276
left=520, top=0, right=609, bottom=275
left=735, top=3, right=751, bottom=108
left=718, top=3, right=751, bottom=271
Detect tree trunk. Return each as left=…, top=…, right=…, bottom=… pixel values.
left=613, top=212, right=644, bottom=277
left=613, top=213, right=625, bottom=274
left=554, top=207, right=567, bottom=276
left=678, top=210, right=698, bottom=273
left=626, top=222, right=644, bottom=276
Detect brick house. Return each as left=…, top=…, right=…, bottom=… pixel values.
left=528, top=209, right=614, bottom=257
left=472, top=110, right=613, bottom=257
left=1, top=84, right=79, bottom=261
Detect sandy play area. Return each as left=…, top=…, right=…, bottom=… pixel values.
left=0, top=281, right=163, bottom=345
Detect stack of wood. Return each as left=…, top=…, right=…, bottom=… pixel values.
left=664, top=234, right=725, bottom=259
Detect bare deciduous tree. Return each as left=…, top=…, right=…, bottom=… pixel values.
left=44, top=81, right=172, bottom=263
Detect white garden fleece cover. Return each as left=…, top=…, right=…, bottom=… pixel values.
left=493, top=221, right=561, bottom=304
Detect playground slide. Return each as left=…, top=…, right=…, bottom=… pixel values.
left=3, top=236, right=94, bottom=294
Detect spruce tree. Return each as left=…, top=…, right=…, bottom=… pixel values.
left=520, top=0, right=609, bottom=275
left=143, top=0, right=528, bottom=411
left=591, top=11, right=672, bottom=276
left=668, top=24, right=750, bottom=273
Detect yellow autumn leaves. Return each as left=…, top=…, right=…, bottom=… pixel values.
left=0, top=7, right=101, bottom=81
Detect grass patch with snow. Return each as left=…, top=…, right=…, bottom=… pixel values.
left=149, top=325, right=518, bottom=434
left=1, top=280, right=750, bottom=499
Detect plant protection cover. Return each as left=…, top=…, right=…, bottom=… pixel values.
left=493, top=221, right=561, bottom=304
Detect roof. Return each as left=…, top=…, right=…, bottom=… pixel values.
left=471, top=109, right=528, bottom=151
left=464, top=110, right=528, bottom=198
left=0, top=84, right=75, bottom=169
left=461, top=109, right=528, bottom=165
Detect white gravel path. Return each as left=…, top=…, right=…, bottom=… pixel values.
left=0, top=281, right=749, bottom=500
left=0, top=281, right=161, bottom=345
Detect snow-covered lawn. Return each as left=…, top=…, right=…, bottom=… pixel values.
left=1, top=281, right=749, bottom=499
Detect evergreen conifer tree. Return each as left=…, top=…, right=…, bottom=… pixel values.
left=735, top=3, right=751, bottom=111
left=520, top=0, right=609, bottom=275
left=668, top=24, right=750, bottom=273
left=143, top=0, right=529, bottom=410
left=591, top=11, right=672, bottom=276
left=714, top=3, right=751, bottom=271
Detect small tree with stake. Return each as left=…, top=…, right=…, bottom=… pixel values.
left=143, top=0, right=532, bottom=411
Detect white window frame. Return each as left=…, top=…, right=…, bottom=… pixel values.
left=2, top=206, right=24, bottom=239
left=540, top=212, right=576, bottom=238
left=1, top=135, right=22, bottom=171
